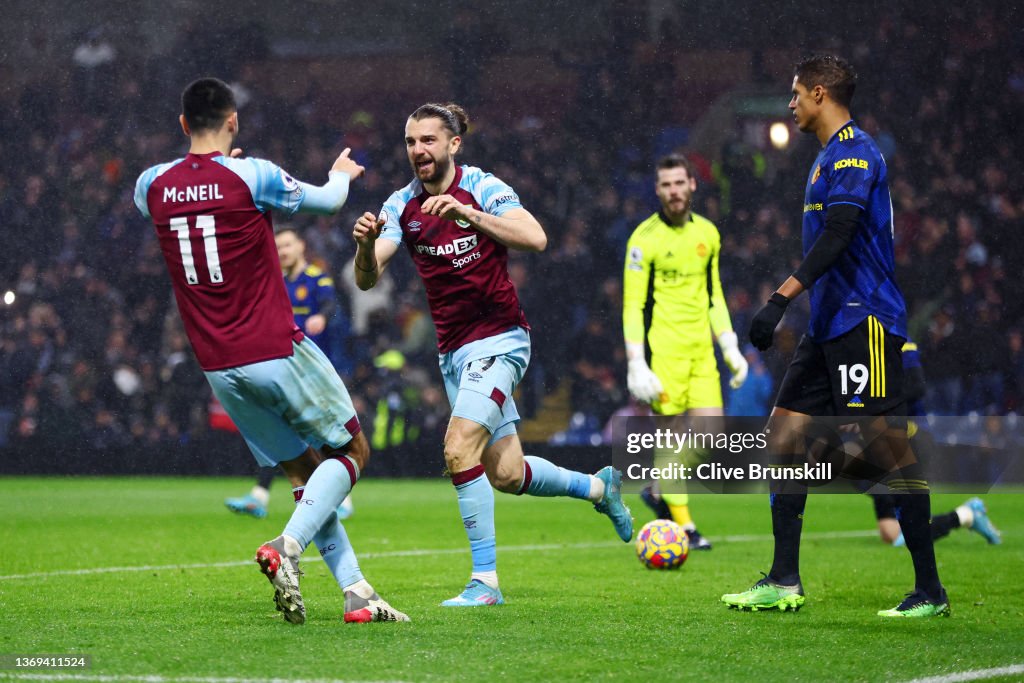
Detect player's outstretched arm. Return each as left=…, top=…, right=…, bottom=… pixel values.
left=294, top=148, right=367, bottom=216
left=352, top=212, right=399, bottom=290
left=420, top=197, right=547, bottom=252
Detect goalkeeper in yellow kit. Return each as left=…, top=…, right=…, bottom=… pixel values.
left=622, top=154, right=748, bottom=549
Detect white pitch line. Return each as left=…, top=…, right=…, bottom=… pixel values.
left=0, top=560, right=255, bottom=581
left=0, top=530, right=876, bottom=582
left=718, top=529, right=875, bottom=543
left=0, top=542, right=605, bottom=581
left=902, top=664, right=1024, bottom=683
left=0, top=674, right=403, bottom=683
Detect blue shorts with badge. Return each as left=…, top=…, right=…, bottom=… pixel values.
left=439, top=327, right=530, bottom=446
left=205, top=339, right=361, bottom=468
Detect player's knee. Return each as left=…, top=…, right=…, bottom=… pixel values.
left=443, top=424, right=485, bottom=475
left=323, top=431, right=371, bottom=473
left=443, top=440, right=477, bottom=475
left=345, top=432, right=371, bottom=471
left=878, top=518, right=901, bottom=544
left=764, top=424, right=798, bottom=458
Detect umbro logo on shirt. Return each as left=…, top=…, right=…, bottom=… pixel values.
left=408, top=221, right=422, bottom=231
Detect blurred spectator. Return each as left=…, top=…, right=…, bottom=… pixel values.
left=725, top=346, right=774, bottom=417
left=1, top=6, right=1021, bottom=467
left=569, top=316, right=626, bottom=425
left=1007, top=329, right=1024, bottom=411
left=339, top=254, right=394, bottom=340
left=922, top=307, right=968, bottom=415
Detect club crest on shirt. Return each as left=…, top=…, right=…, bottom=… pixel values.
left=627, top=246, right=643, bottom=271
left=812, top=165, right=822, bottom=184
left=295, top=285, right=308, bottom=300
left=455, top=203, right=475, bottom=229
left=696, top=243, right=708, bottom=258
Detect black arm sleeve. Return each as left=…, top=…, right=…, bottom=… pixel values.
left=792, top=203, right=863, bottom=289
left=316, top=297, right=337, bottom=318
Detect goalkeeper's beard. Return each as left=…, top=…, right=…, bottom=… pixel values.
left=665, top=198, right=691, bottom=222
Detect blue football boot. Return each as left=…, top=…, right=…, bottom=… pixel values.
left=441, top=580, right=505, bottom=607
left=966, top=498, right=1002, bottom=545
left=337, top=495, right=354, bottom=521
left=594, top=466, right=634, bottom=542
left=225, top=494, right=267, bottom=519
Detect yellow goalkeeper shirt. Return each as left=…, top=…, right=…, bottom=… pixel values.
left=623, top=211, right=732, bottom=358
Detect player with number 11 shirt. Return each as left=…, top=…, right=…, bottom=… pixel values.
left=134, top=77, right=407, bottom=625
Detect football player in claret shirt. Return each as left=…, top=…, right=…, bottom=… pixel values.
left=224, top=227, right=354, bottom=521
left=722, top=56, right=948, bottom=617
left=134, top=78, right=406, bottom=624
left=623, top=154, right=749, bottom=550
left=351, top=102, right=633, bottom=607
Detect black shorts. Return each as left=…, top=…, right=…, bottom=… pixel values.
left=775, top=315, right=906, bottom=416
left=871, top=493, right=898, bottom=520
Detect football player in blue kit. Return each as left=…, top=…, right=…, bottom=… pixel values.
left=722, top=55, right=948, bottom=618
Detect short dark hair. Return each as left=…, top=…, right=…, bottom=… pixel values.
left=656, top=153, right=695, bottom=178
left=181, top=78, right=237, bottom=133
left=794, top=55, right=857, bottom=108
left=274, top=226, right=301, bottom=239
left=409, top=102, right=470, bottom=137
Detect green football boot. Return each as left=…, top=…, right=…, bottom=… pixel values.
left=722, top=574, right=805, bottom=612
left=877, top=589, right=950, bottom=618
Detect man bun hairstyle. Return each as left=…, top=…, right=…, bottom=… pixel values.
left=409, top=102, right=470, bottom=137
left=795, top=54, right=857, bottom=108
left=182, top=77, right=237, bottom=133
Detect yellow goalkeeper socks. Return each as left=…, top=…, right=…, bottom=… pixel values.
left=667, top=504, right=695, bottom=531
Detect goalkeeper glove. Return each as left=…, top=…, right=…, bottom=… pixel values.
left=717, top=331, right=749, bottom=389
left=626, top=343, right=664, bottom=404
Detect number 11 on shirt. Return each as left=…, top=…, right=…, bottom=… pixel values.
left=169, top=215, right=223, bottom=285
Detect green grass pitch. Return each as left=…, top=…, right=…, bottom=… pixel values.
left=1, top=477, right=1021, bottom=682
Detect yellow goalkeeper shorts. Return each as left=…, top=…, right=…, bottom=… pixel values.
left=650, top=345, right=723, bottom=415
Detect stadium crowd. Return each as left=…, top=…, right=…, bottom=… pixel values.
left=1, top=8, right=1022, bottom=462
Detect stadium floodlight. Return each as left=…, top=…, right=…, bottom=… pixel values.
left=769, top=122, right=790, bottom=149
left=3, top=290, right=14, bottom=305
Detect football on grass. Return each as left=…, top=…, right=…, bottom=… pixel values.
left=635, top=519, right=689, bottom=569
